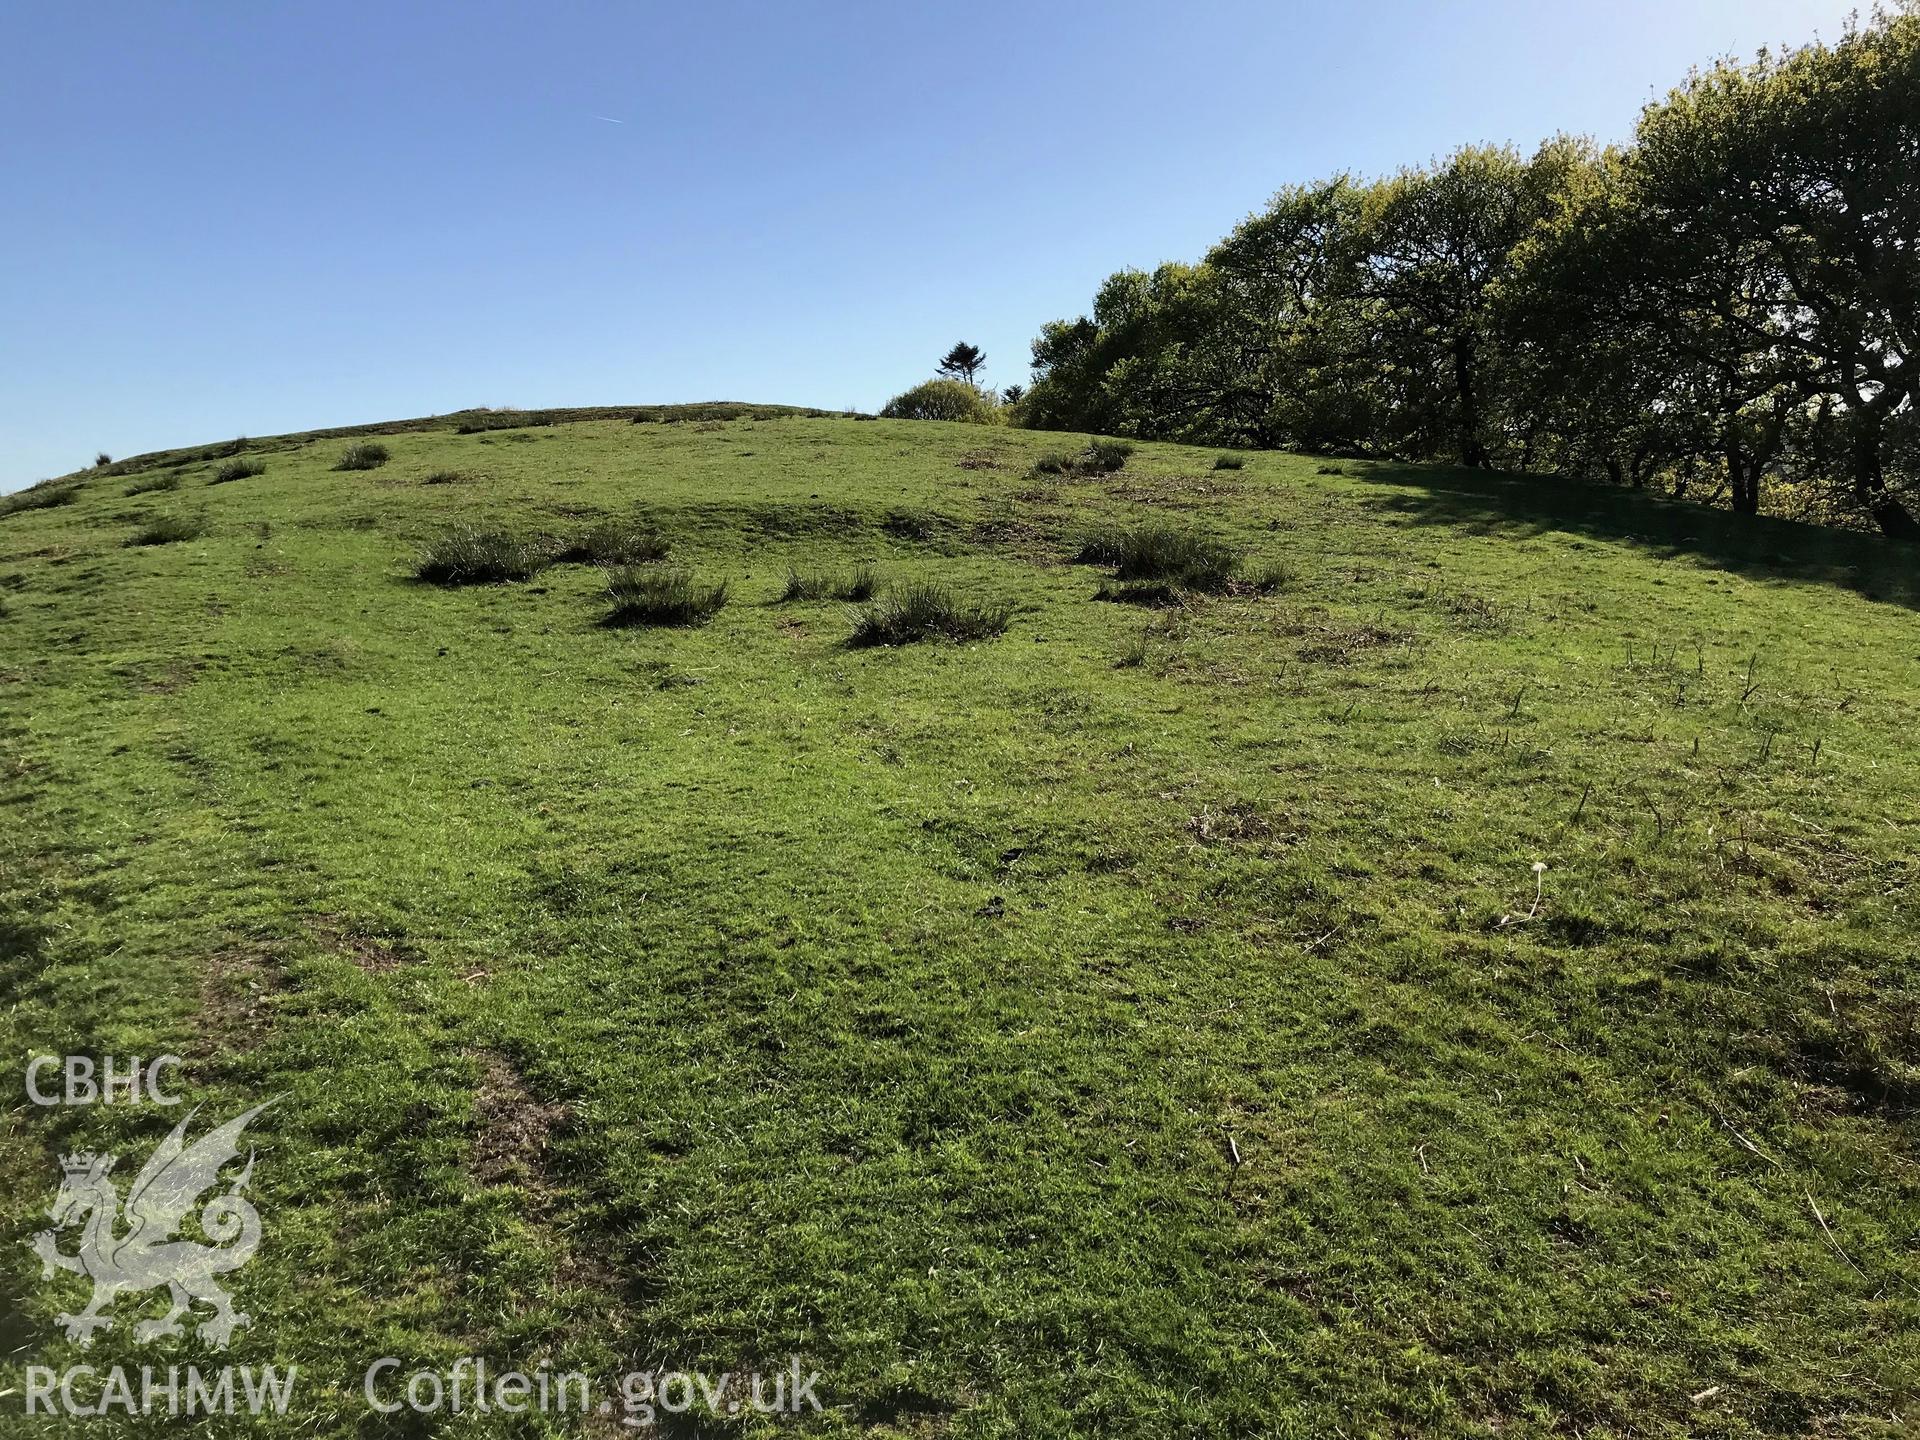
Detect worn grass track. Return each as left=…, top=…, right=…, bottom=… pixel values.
left=2, top=411, right=1916, bottom=1436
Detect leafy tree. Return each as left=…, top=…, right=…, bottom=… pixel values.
left=880, top=378, right=1001, bottom=424
left=1620, top=13, right=1920, bottom=536
left=936, top=342, right=987, bottom=387
left=1015, top=8, right=1920, bottom=538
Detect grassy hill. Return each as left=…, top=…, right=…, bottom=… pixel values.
left=2, top=409, right=1916, bottom=1437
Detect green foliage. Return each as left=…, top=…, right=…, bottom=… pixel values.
left=935, top=341, right=987, bottom=386
left=1212, top=453, right=1246, bottom=470
left=125, top=473, right=182, bottom=496
left=880, top=378, right=1001, bottom=424
left=414, top=526, right=549, bottom=584
left=1020, top=10, right=1920, bottom=539
left=847, top=581, right=1011, bottom=645
left=604, top=566, right=728, bottom=625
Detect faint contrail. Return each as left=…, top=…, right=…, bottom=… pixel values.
left=595, top=116, right=626, bottom=124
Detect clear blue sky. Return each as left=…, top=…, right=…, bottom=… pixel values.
left=0, top=0, right=1862, bottom=489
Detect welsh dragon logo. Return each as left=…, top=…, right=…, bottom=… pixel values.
left=30, top=1101, right=277, bottom=1349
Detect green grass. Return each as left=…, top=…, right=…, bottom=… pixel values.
left=1, top=409, right=1917, bottom=1437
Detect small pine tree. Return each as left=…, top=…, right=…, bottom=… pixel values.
left=936, top=342, right=986, bottom=387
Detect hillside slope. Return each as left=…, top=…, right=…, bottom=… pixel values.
left=2, top=411, right=1916, bottom=1437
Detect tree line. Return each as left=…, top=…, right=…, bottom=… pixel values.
left=1017, top=9, right=1920, bottom=539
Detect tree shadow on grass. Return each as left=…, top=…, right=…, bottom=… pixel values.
left=1352, top=462, right=1920, bottom=611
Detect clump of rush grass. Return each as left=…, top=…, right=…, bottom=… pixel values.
left=779, top=564, right=877, bottom=603
left=1032, top=439, right=1135, bottom=478
left=125, top=473, right=181, bottom=496
left=211, top=457, right=265, bottom=484
left=847, top=581, right=1010, bottom=646
left=556, top=517, right=670, bottom=566
left=335, top=442, right=391, bottom=471
left=127, top=513, right=207, bottom=546
left=1246, top=559, right=1297, bottom=593
left=421, top=470, right=470, bottom=485
left=1212, top=453, right=1247, bottom=471
left=1, top=484, right=79, bottom=518
left=604, top=566, right=728, bottom=626
left=1076, top=523, right=1239, bottom=593
left=414, top=526, right=549, bottom=584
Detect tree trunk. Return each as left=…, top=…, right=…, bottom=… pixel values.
left=1452, top=336, right=1489, bottom=468
left=1727, top=450, right=1759, bottom=516
left=1851, top=422, right=1920, bottom=541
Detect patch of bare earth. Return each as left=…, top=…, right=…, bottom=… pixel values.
left=306, top=915, right=422, bottom=974
left=196, top=937, right=289, bottom=1056
left=470, top=1048, right=571, bottom=1196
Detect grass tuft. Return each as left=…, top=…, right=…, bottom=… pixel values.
left=780, top=564, right=877, bottom=602
left=125, top=473, right=182, bottom=496
left=604, top=566, right=728, bottom=626
left=1212, top=454, right=1247, bottom=471
left=211, top=457, right=266, bottom=484
left=555, top=518, right=670, bottom=566
left=1078, top=523, right=1239, bottom=592
left=1034, top=440, right=1135, bottom=478
left=1246, top=560, right=1298, bottom=593
left=336, top=442, right=391, bottom=471
left=847, top=582, right=1011, bottom=646
left=414, top=526, right=549, bottom=584
left=1, top=484, right=79, bottom=518
left=127, top=514, right=207, bottom=546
